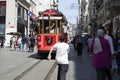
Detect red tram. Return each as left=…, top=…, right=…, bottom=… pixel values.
left=37, top=9, right=67, bottom=57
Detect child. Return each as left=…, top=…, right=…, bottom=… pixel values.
left=112, top=54, right=118, bottom=76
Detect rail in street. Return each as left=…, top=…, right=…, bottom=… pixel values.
left=0, top=44, right=120, bottom=80
left=0, top=47, right=58, bottom=80
left=17, top=60, right=57, bottom=80
left=13, top=60, right=42, bottom=80
left=49, top=44, right=120, bottom=80
left=13, top=59, right=57, bottom=80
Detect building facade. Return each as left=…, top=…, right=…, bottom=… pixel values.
left=0, top=0, right=59, bottom=47
left=0, top=0, right=39, bottom=46
left=88, top=0, right=120, bottom=37
left=4, top=0, right=30, bottom=46
left=78, top=0, right=89, bottom=34
left=0, top=0, right=6, bottom=36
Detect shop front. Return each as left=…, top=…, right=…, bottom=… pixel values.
left=0, top=1, right=6, bottom=36
left=17, top=17, right=28, bottom=36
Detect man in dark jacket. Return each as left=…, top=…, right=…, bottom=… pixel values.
left=21, top=36, right=28, bottom=52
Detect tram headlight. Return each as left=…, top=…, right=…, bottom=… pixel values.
left=46, top=36, right=53, bottom=45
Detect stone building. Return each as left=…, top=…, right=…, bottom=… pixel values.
left=88, top=0, right=120, bottom=37
left=0, top=0, right=38, bottom=46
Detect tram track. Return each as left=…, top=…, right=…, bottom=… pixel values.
left=13, top=60, right=42, bottom=80
left=44, top=61, right=57, bottom=80
left=13, top=59, right=57, bottom=80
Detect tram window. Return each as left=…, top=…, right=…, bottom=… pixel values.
left=39, top=21, right=42, bottom=33
left=58, top=20, right=60, bottom=33
left=44, top=20, right=49, bottom=33
left=45, top=20, right=56, bottom=34
left=38, top=19, right=63, bottom=34
left=56, top=20, right=61, bottom=34
left=49, top=21, right=55, bottom=33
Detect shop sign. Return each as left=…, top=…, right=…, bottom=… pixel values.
left=9, top=26, right=15, bottom=28
left=28, top=12, right=33, bottom=17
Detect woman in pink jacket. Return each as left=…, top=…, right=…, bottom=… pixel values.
left=90, top=29, right=112, bottom=80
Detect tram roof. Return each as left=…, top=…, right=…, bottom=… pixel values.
left=38, top=16, right=63, bottom=20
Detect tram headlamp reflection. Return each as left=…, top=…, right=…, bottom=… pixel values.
left=46, top=36, right=53, bottom=45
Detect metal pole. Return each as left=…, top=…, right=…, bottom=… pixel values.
left=78, top=0, right=80, bottom=25
left=57, top=0, right=59, bottom=10
left=50, top=0, right=52, bottom=9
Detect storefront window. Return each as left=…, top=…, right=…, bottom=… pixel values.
left=18, top=5, right=21, bottom=17
left=24, top=9, right=28, bottom=21
left=22, top=7, right=24, bottom=19
left=0, top=24, right=5, bottom=35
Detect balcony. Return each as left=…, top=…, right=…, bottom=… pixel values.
left=107, top=0, right=120, bottom=13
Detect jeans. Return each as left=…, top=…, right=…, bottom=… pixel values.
left=57, top=64, right=69, bottom=80
left=21, top=43, right=27, bottom=52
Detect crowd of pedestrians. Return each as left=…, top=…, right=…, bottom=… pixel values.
left=1, top=25, right=120, bottom=80
left=71, top=25, right=120, bottom=80
left=9, top=34, right=36, bottom=52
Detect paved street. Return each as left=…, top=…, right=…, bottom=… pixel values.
left=50, top=44, right=120, bottom=80
left=0, top=46, right=40, bottom=80
left=0, top=44, right=120, bottom=80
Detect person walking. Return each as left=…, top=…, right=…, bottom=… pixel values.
left=0, top=35, right=5, bottom=48
left=90, top=29, right=112, bottom=80
left=10, top=36, right=12, bottom=48
left=29, top=36, right=35, bottom=52
left=76, top=34, right=83, bottom=57
left=87, top=34, right=95, bottom=56
left=21, top=35, right=28, bottom=52
left=114, top=30, right=120, bottom=75
left=98, top=27, right=114, bottom=55
left=112, top=54, right=118, bottom=76
left=17, top=35, right=22, bottom=51
left=75, top=35, right=79, bottom=51
left=11, top=35, right=16, bottom=50
left=47, top=35, right=70, bottom=80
